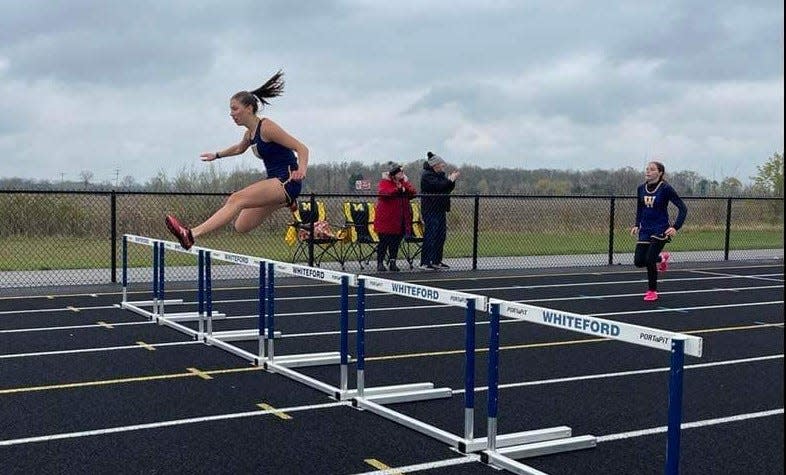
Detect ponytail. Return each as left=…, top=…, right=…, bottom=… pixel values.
left=231, top=70, right=285, bottom=113
left=250, top=70, right=285, bottom=106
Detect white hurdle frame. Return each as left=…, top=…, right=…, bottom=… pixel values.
left=121, top=234, right=358, bottom=397
left=350, top=276, right=571, bottom=454
left=481, top=299, right=703, bottom=474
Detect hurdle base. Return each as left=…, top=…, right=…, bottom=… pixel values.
left=458, top=426, right=573, bottom=453
left=264, top=352, right=344, bottom=368
left=121, top=300, right=184, bottom=320
left=361, top=386, right=453, bottom=405
left=335, top=382, right=437, bottom=401
left=123, top=299, right=184, bottom=307
left=164, top=312, right=226, bottom=322
left=480, top=435, right=597, bottom=466
left=211, top=329, right=282, bottom=341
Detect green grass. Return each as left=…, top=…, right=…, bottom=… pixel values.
left=0, top=229, right=782, bottom=271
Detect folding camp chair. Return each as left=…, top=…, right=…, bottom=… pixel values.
left=401, top=200, right=425, bottom=269
left=342, top=201, right=379, bottom=270
left=285, top=200, right=347, bottom=269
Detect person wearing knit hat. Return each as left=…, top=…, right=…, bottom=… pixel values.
left=420, top=151, right=460, bottom=270
left=374, top=161, right=417, bottom=272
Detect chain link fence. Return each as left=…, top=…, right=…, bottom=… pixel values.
left=0, top=190, right=782, bottom=288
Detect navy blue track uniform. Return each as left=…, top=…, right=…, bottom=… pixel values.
left=635, top=181, right=687, bottom=242
left=250, top=118, right=301, bottom=206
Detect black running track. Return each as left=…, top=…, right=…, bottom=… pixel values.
left=1, top=260, right=782, bottom=474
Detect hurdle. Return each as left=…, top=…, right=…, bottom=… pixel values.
left=121, top=234, right=359, bottom=397
left=121, top=235, right=227, bottom=337
left=481, top=300, right=703, bottom=474
left=350, top=276, right=575, bottom=453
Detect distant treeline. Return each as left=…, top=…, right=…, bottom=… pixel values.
left=0, top=159, right=780, bottom=197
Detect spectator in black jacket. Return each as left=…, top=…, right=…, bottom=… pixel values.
left=419, top=151, right=460, bottom=269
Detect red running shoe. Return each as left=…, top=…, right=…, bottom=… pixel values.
left=657, top=252, right=671, bottom=272
left=165, top=215, right=194, bottom=250
left=643, top=290, right=659, bottom=301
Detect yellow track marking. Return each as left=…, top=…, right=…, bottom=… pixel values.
left=136, top=341, right=156, bottom=351
left=0, top=366, right=264, bottom=396
left=364, top=459, right=402, bottom=473
left=257, top=403, right=292, bottom=420
left=96, top=321, right=114, bottom=329
left=186, top=367, right=213, bottom=380
left=689, top=323, right=783, bottom=334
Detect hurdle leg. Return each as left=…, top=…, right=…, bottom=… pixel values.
left=158, top=243, right=165, bottom=321
left=122, top=236, right=128, bottom=303
left=464, top=298, right=476, bottom=441
left=152, top=242, right=159, bottom=318
left=197, top=250, right=205, bottom=339
left=339, top=275, right=349, bottom=393
left=206, top=251, right=213, bottom=340
left=665, top=338, right=686, bottom=475
left=356, top=278, right=366, bottom=397
left=266, top=262, right=275, bottom=361
left=257, top=262, right=267, bottom=361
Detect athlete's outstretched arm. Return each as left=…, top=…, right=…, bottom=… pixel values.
left=200, top=135, right=252, bottom=162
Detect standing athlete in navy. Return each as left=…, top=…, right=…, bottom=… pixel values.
left=630, top=161, right=687, bottom=301
left=165, top=71, right=308, bottom=250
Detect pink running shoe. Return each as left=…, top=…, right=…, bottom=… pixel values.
left=657, top=252, right=670, bottom=272
left=165, top=215, right=194, bottom=250
left=643, top=290, right=659, bottom=301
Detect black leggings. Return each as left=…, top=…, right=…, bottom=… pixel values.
left=634, top=240, right=667, bottom=291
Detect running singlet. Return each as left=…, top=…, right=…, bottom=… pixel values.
left=250, top=119, right=299, bottom=180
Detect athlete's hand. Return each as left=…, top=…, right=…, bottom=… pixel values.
left=290, top=168, right=306, bottom=181
left=200, top=152, right=218, bottom=162
left=630, top=226, right=639, bottom=236
left=665, top=226, right=677, bottom=237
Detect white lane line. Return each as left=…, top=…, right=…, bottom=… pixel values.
left=350, top=455, right=481, bottom=475
left=452, top=355, right=784, bottom=394
left=690, top=269, right=784, bottom=283
left=590, top=300, right=783, bottom=317
left=597, top=409, right=784, bottom=443
left=0, top=401, right=348, bottom=447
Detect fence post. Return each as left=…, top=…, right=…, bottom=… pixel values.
left=472, top=195, right=480, bottom=270
left=111, top=191, right=117, bottom=283
left=608, top=196, right=616, bottom=265
left=724, top=198, right=732, bottom=261
left=308, top=193, right=316, bottom=266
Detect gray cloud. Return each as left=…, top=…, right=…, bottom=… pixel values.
left=0, top=0, right=782, bottom=183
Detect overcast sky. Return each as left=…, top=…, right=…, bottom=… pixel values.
left=1, top=0, right=783, bottom=185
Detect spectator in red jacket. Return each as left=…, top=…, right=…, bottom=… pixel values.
left=374, top=161, right=417, bottom=272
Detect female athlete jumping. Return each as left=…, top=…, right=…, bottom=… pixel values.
left=165, top=70, right=308, bottom=250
